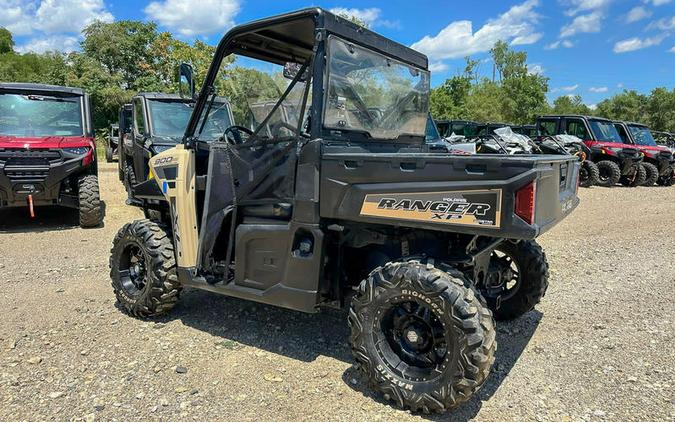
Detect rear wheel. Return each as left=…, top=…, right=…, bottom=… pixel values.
left=349, top=260, right=496, bottom=413
left=78, top=175, right=103, bottom=228
left=642, top=162, right=659, bottom=186
left=579, top=160, right=599, bottom=187
left=657, top=168, right=674, bottom=186
left=481, top=240, right=549, bottom=321
left=596, top=160, right=621, bottom=187
left=105, top=144, right=113, bottom=163
left=109, top=219, right=180, bottom=317
left=620, top=163, right=646, bottom=187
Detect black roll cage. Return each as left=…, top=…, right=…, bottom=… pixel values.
left=182, top=7, right=429, bottom=146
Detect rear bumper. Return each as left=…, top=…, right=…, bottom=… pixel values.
left=0, top=151, right=91, bottom=208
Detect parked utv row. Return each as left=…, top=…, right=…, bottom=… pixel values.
left=432, top=115, right=675, bottom=188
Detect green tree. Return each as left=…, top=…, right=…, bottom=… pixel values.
left=81, top=21, right=159, bottom=90
left=0, top=27, right=14, bottom=54
left=595, top=90, right=648, bottom=123
left=551, top=95, right=592, bottom=115
left=645, top=87, right=675, bottom=131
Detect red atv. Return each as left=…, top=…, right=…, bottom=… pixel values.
left=537, top=115, right=644, bottom=187
left=613, top=121, right=675, bottom=186
left=0, top=83, right=103, bottom=227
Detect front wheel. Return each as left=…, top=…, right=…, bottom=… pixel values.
left=481, top=240, right=549, bottom=321
left=109, top=219, right=181, bottom=317
left=349, top=260, right=496, bottom=413
left=579, top=160, right=599, bottom=187
left=78, top=175, right=103, bottom=228
left=620, top=163, right=646, bottom=187
left=642, top=162, right=659, bottom=186
left=596, top=160, right=621, bottom=187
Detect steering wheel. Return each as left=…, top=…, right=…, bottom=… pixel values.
left=224, top=125, right=254, bottom=145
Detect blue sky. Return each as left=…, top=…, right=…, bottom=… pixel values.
left=2, top=0, right=674, bottom=107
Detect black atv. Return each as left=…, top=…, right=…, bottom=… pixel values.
left=109, top=8, right=580, bottom=414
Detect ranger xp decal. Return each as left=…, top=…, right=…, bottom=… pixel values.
left=360, top=189, right=502, bottom=228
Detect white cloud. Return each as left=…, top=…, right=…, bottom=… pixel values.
left=428, top=62, right=449, bottom=73
left=589, top=86, right=608, bottom=92
left=560, top=11, right=604, bottom=37
left=643, top=0, right=671, bottom=6
left=330, top=7, right=381, bottom=26
left=411, top=0, right=542, bottom=60
left=563, top=0, right=611, bottom=16
left=36, top=0, right=113, bottom=34
left=0, top=0, right=35, bottom=36
left=545, top=39, right=574, bottom=49
left=669, top=46, right=675, bottom=52
left=648, top=16, right=675, bottom=30
left=0, top=0, right=113, bottom=37
left=145, top=0, right=240, bottom=36
left=617, top=82, right=624, bottom=88
left=16, top=35, right=79, bottom=53
left=613, top=34, right=666, bottom=53
left=625, top=6, right=652, bottom=23
left=552, top=84, right=579, bottom=93
left=528, top=63, right=545, bottom=75
left=588, top=103, right=598, bottom=110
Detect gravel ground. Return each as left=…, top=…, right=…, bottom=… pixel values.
left=0, top=162, right=673, bottom=422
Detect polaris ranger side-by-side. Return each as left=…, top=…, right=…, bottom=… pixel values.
left=537, top=115, right=644, bottom=187
left=0, top=83, right=103, bottom=227
left=109, top=9, right=580, bottom=413
left=613, top=121, right=675, bottom=186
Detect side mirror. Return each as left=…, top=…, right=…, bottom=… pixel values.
left=283, top=62, right=308, bottom=82
left=178, top=63, right=195, bottom=99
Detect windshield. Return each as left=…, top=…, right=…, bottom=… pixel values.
left=325, top=36, right=430, bottom=140
left=148, top=99, right=232, bottom=141
left=628, top=125, right=657, bottom=146
left=589, top=120, right=622, bottom=143
left=0, top=92, right=84, bottom=137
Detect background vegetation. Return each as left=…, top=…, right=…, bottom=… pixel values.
left=1, top=22, right=673, bottom=133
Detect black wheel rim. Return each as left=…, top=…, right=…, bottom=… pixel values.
left=118, top=242, right=148, bottom=297
left=598, top=167, right=611, bottom=182
left=485, top=249, right=521, bottom=302
left=374, top=299, right=449, bottom=382
left=579, top=165, right=589, bottom=182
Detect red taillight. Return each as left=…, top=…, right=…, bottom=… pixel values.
left=515, top=182, right=536, bottom=225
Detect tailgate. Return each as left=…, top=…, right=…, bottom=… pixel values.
left=320, top=152, right=580, bottom=240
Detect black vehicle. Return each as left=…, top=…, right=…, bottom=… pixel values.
left=118, top=92, right=234, bottom=205
left=652, top=131, right=675, bottom=149
left=613, top=121, right=675, bottom=186
left=0, top=82, right=102, bottom=227
left=533, top=134, right=599, bottom=187
left=109, top=8, right=580, bottom=413
left=105, top=123, right=119, bottom=163
left=537, top=115, right=644, bottom=187
left=116, top=104, right=132, bottom=182
left=434, top=119, right=479, bottom=138
left=477, top=122, right=508, bottom=136
left=514, top=124, right=538, bottom=138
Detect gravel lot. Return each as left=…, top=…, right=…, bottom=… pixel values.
left=0, top=162, right=673, bottom=422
